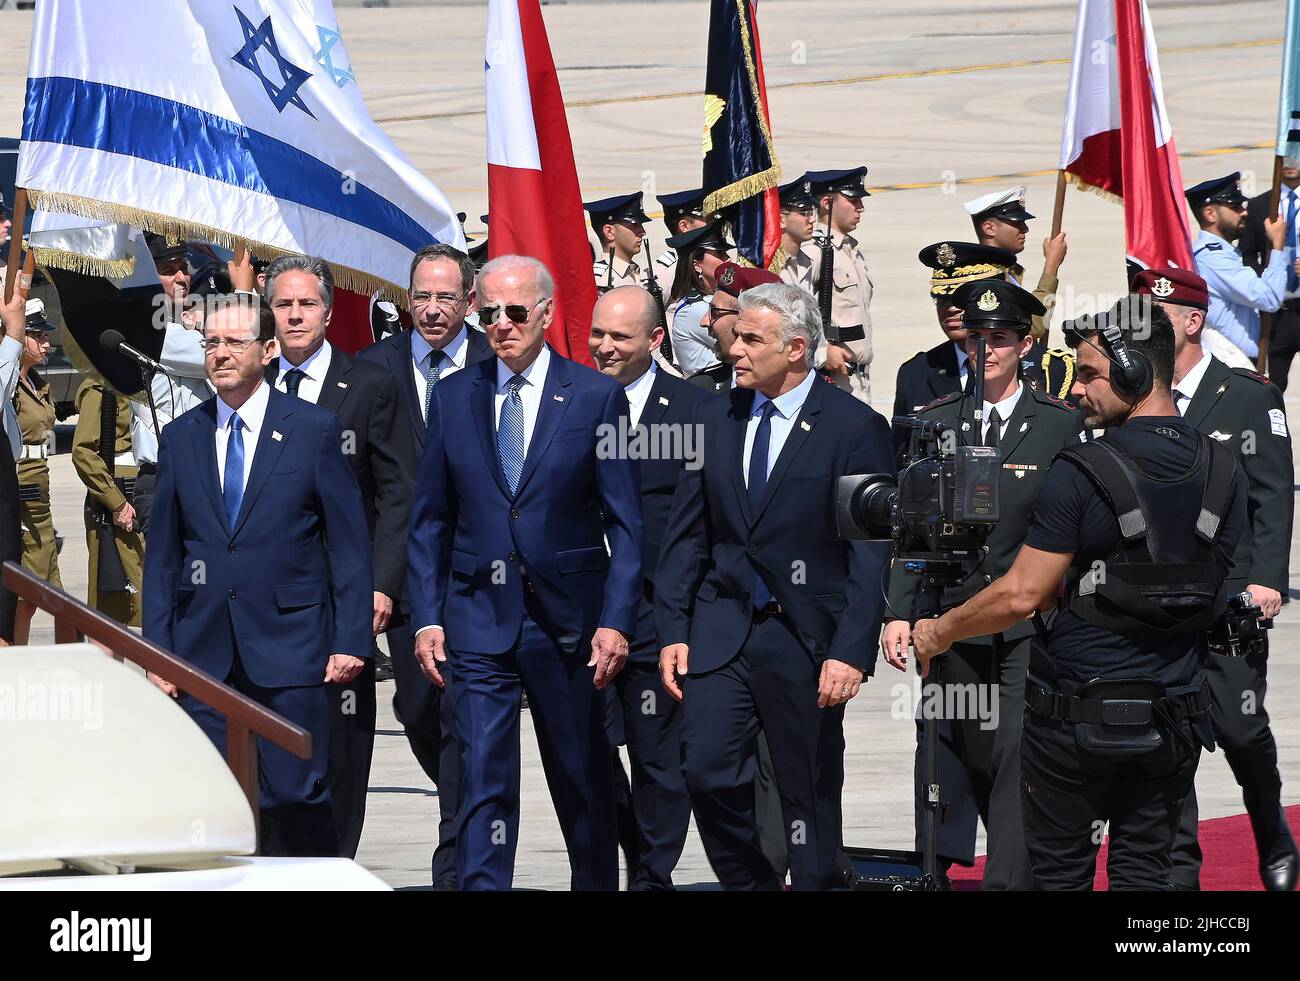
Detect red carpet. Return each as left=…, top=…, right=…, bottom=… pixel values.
left=948, top=803, right=1300, bottom=890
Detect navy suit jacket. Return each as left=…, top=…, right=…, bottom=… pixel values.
left=654, top=377, right=892, bottom=675
left=626, top=369, right=711, bottom=661
left=407, top=348, right=644, bottom=655
left=358, top=326, right=494, bottom=450
left=143, top=387, right=373, bottom=688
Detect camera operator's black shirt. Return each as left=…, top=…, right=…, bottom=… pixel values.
left=1024, top=415, right=1248, bottom=694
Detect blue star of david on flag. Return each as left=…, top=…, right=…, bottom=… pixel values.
left=231, top=6, right=315, bottom=117
left=316, top=26, right=356, bottom=89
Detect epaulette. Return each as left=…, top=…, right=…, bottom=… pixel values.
left=656, top=252, right=676, bottom=268
left=1032, top=387, right=1075, bottom=411
left=918, top=390, right=963, bottom=412
left=1231, top=367, right=1272, bottom=386
left=1199, top=243, right=1222, bottom=252
left=592, top=260, right=609, bottom=275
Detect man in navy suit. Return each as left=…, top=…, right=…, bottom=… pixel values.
left=588, top=285, right=708, bottom=889
left=656, top=282, right=892, bottom=890
left=407, top=254, right=643, bottom=891
left=359, top=244, right=492, bottom=888
left=143, top=296, right=372, bottom=856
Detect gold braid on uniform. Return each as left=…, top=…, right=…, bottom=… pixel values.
left=929, top=263, right=1011, bottom=297
left=1040, top=347, right=1077, bottom=400
left=701, top=0, right=782, bottom=216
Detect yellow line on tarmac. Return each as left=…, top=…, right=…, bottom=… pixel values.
left=376, top=37, right=1280, bottom=124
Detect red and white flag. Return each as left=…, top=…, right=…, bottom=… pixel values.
left=485, top=0, right=595, bottom=363
left=1059, top=0, right=1192, bottom=270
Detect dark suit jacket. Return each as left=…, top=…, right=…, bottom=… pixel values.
left=268, top=347, right=415, bottom=599
left=0, top=435, right=19, bottom=641
left=1241, top=188, right=1276, bottom=274
left=143, top=387, right=373, bottom=688
left=1183, top=356, right=1293, bottom=593
left=654, top=377, right=893, bottom=675
left=886, top=385, right=1085, bottom=643
left=626, top=369, right=710, bottom=661
left=892, top=341, right=962, bottom=466
left=358, top=326, right=494, bottom=450
left=407, top=348, right=644, bottom=655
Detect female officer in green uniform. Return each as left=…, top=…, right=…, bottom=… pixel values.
left=13, top=299, right=62, bottom=644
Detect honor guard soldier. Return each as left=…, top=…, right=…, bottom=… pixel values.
left=12, top=300, right=63, bottom=644
left=1187, top=173, right=1287, bottom=369
left=665, top=220, right=735, bottom=377
left=1133, top=267, right=1299, bottom=891
left=587, top=192, right=651, bottom=293
left=884, top=279, right=1084, bottom=890
left=777, top=176, right=816, bottom=293
left=803, top=166, right=873, bottom=401
left=72, top=375, right=146, bottom=627
left=965, top=186, right=1067, bottom=342
left=913, top=297, right=1248, bottom=889
left=892, top=242, right=1018, bottom=464
left=654, top=189, right=711, bottom=294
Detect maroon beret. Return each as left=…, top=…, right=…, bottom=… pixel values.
left=714, top=261, right=782, bottom=297
left=1130, top=267, right=1209, bottom=310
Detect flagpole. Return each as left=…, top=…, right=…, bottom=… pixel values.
left=1256, top=154, right=1285, bottom=374
left=4, top=187, right=28, bottom=304
left=1050, top=169, right=1067, bottom=237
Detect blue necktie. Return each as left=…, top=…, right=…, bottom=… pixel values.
left=1286, top=189, right=1298, bottom=294
left=423, top=350, right=443, bottom=422
left=498, top=375, right=526, bottom=495
left=748, top=401, right=776, bottom=608
left=223, top=412, right=245, bottom=531
left=283, top=368, right=305, bottom=399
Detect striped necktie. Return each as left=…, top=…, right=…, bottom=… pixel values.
left=423, top=349, right=444, bottom=422
left=497, top=375, right=526, bottom=494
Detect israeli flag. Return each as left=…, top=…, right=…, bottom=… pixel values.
left=18, top=0, right=463, bottom=300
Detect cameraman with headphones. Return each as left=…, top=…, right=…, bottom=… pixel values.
left=913, top=298, right=1248, bottom=889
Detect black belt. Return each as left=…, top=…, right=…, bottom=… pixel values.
left=833, top=324, right=866, bottom=343
left=1026, top=682, right=1210, bottom=724
left=112, top=476, right=137, bottom=499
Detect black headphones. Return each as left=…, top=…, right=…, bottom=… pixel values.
left=1065, top=300, right=1153, bottom=399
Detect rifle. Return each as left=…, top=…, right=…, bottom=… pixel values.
left=91, top=387, right=132, bottom=595
left=603, top=244, right=615, bottom=295
left=642, top=239, right=674, bottom=365
left=816, top=224, right=841, bottom=345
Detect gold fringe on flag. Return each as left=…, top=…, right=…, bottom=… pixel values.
left=27, top=189, right=410, bottom=306
left=702, top=0, right=782, bottom=217
left=1062, top=171, right=1122, bottom=207
left=29, top=246, right=136, bottom=280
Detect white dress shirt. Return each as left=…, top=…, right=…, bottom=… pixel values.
left=1, top=335, right=23, bottom=456
left=623, top=362, right=658, bottom=428
left=413, top=326, right=472, bottom=412
left=494, top=344, right=551, bottom=452
left=276, top=340, right=333, bottom=405
left=981, top=383, right=1023, bottom=444
left=215, top=380, right=270, bottom=491
left=743, top=369, right=817, bottom=486
left=1172, top=350, right=1213, bottom=416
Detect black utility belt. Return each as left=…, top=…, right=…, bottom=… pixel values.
left=831, top=324, right=866, bottom=343
left=18, top=483, right=40, bottom=502
left=1026, top=680, right=1209, bottom=725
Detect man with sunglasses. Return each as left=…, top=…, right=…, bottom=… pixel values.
left=360, top=243, right=493, bottom=890
left=408, top=254, right=643, bottom=891
left=263, top=254, right=418, bottom=861
left=143, top=296, right=372, bottom=856
left=1187, top=173, right=1287, bottom=370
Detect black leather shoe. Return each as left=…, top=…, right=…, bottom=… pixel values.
left=1262, top=849, right=1298, bottom=892
left=374, top=650, right=395, bottom=682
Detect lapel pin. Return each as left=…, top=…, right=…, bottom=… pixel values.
left=659, top=396, right=670, bottom=405
left=800, top=420, right=811, bottom=432
left=1217, top=384, right=1226, bottom=395
left=1019, top=421, right=1028, bottom=433
left=337, top=381, right=348, bottom=389
left=553, top=394, right=566, bottom=402
left=272, top=431, right=283, bottom=442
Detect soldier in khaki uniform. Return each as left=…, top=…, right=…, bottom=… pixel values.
left=777, top=176, right=816, bottom=293
left=803, top=167, right=874, bottom=403
left=586, top=192, right=651, bottom=293
left=72, top=376, right=144, bottom=626
left=12, top=300, right=63, bottom=643
left=653, top=189, right=713, bottom=295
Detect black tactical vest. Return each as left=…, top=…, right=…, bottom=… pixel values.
left=1058, top=432, right=1237, bottom=636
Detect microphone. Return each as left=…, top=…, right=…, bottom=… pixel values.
left=100, top=329, right=168, bottom=374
